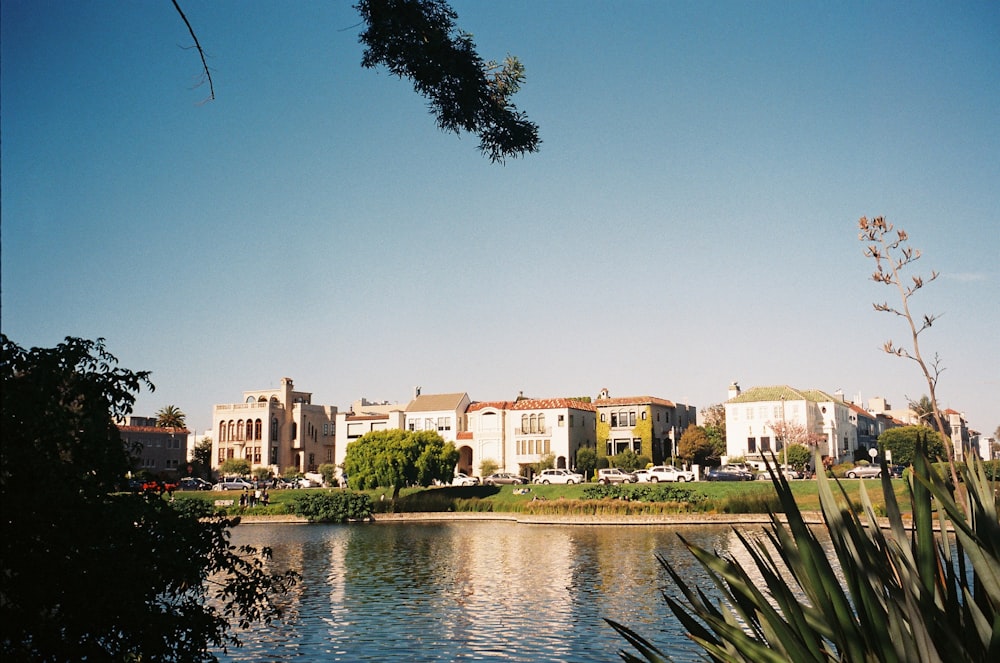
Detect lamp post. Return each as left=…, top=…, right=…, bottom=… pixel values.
left=780, top=395, right=787, bottom=470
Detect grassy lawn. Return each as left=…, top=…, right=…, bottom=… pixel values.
left=165, top=476, right=913, bottom=518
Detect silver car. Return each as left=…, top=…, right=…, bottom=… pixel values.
left=846, top=465, right=882, bottom=479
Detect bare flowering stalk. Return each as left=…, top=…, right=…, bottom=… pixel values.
left=858, top=216, right=950, bottom=456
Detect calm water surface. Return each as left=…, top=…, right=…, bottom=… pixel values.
left=216, top=521, right=780, bottom=662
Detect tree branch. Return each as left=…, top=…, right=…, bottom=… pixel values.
left=172, top=0, right=214, bottom=102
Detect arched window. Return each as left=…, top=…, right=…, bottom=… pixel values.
left=219, top=421, right=227, bottom=442
left=529, top=414, right=537, bottom=433
left=271, top=417, right=278, bottom=439
left=227, top=420, right=235, bottom=442
left=246, top=396, right=255, bottom=404
left=254, top=419, right=262, bottom=440
left=521, top=414, right=528, bottom=433
left=245, top=420, right=253, bottom=440
left=538, top=413, right=546, bottom=432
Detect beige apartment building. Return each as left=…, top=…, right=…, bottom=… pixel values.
left=211, top=377, right=336, bottom=475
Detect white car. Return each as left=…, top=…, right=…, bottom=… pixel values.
left=452, top=473, right=480, bottom=486
left=633, top=469, right=653, bottom=483
left=647, top=466, right=695, bottom=482
left=533, top=469, right=584, bottom=485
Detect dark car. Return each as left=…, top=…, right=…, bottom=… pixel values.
left=483, top=472, right=529, bottom=486
left=705, top=466, right=754, bottom=482
left=178, top=477, right=212, bottom=491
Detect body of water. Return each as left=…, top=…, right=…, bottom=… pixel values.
left=216, top=520, right=772, bottom=662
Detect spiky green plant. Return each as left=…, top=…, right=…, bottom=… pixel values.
left=608, top=438, right=1000, bottom=662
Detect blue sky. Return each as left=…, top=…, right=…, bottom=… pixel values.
left=3, top=1, right=998, bottom=436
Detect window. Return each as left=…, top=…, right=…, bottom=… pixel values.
left=748, top=437, right=757, bottom=453
left=326, top=448, right=333, bottom=462
left=641, top=411, right=647, bottom=420
left=538, top=414, right=546, bottom=432
left=569, top=414, right=574, bottom=427
left=632, top=438, right=641, bottom=453
left=600, top=413, right=606, bottom=423
left=271, top=418, right=279, bottom=439
left=761, top=436, right=771, bottom=452
left=746, top=408, right=754, bottom=421
left=629, top=411, right=637, bottom=426
left=558, top=414, right=565, bottom=427
left=255, top=419, right=262, bottom=440
left=611, top=412, right=618, bottom=427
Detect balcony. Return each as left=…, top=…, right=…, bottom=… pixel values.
left=515, top=427, right=551, bottom=437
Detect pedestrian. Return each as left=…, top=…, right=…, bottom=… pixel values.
left=261, top=489, right=269, bottom=506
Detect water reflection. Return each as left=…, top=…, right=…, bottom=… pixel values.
left=217, top=521, right=794, bottom=662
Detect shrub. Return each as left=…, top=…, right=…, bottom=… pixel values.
left=291, top=491, right=372, bottom=523
left=609, top=438, right=1000, bottom=662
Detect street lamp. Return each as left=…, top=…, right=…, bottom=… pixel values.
left=780, top=395, right=787, bottom=470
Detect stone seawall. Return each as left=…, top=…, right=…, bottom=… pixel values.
left=235, top=511, right=830, bottom=526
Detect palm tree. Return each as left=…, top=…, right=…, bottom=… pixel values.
left=156, top=405, right=186, bottom=429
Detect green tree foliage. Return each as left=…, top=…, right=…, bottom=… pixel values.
left=782, top=443, right=812, bottom=470
left=343, top=428, right=458, bottom=499
left=575, top=446, right=598, bottom=480
left=677, top=425, right=715, bottom=466
left=356, top=0, right=540, bottom=163
left=251, top=466, right=273, bottom=481
left=219, top=457, right=251, bottom=476
left=292, top=491, right=373, bottom=523
left=317, top=463, right=338, bottom=486
left=612, top=449, right=642, bottom=472
left=534, top=453, right=556, bottom=474
left=610, top=439, right=1000, bottom=662
left=191, top=435, right=213, bottom=477
left=479, top=457, right=499, bottom=477
left=879, top=425, right=947, bottom=466
left=0, top=335, right=296, bottom=662
left=156, top=403, right=187, bottom=428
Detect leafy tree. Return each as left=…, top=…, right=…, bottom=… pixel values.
left=611, top=438, right=1000, bottom=663
left=172, top=0, right=539, bottom=163
left=479, top=457, right=499, bottom=477
left=859, top=216, right=948, bottom=453
left=677, top=425, right=715, bottom=466
left=317, top=463, right=338, bottom=486
left=156, top=404, right=187, bottom=428
left=343, top=429, right=458, bottom=499
left=611, top=449, right=642, bottom=472
left=879, top=425, right=947, bottom=466
left=191, top=435, right=213, bottom=477
left=533, top=453, right=556, bottom=474
left=575, top=446, right=598, bottom=480
left=251, top=466, right=272, bottom=481
left=218, top=457, right=251, bottom=477
left=782, top=443, right=812, bottom=471
left=0, top=335, right=296, bottom=662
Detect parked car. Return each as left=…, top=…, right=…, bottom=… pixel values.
left=533, top=469, right=584, bottom=485
left=178, top=477, right=212, bottom=491
left=845, top=465, right=882, bottom=479
left=754, top=465, right=801, bottom=480
left=452, top=472, right=480, bottom=486
left=705, top=466, right=754, bottom=482
left=633, top=469, right=652, bottom=483
left=648, top=465, right=695, bottom=482
left=596, top=468, right=637, bottom=484
left=213, top=477, right=253, bottom=490
left=483, top=472, right=529, bottom=486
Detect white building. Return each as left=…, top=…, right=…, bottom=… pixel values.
left=461, top=397, right=598, bottom=479
left=724, top=382, right=857, bottom=465
left=211, top=377, right=337, bottom=476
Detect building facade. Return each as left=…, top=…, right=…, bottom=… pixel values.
left=118, top=416, right=189, bottom=475
left=593, top=388, right=697, bottom=465
left=724, top=383, right=858, bottom=465
left=211, top=377, right=337, bottom=475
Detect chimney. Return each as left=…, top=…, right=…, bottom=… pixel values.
left=414, top=386, right=421, bottom=399
left=728, top=381, right=741, bottom=400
